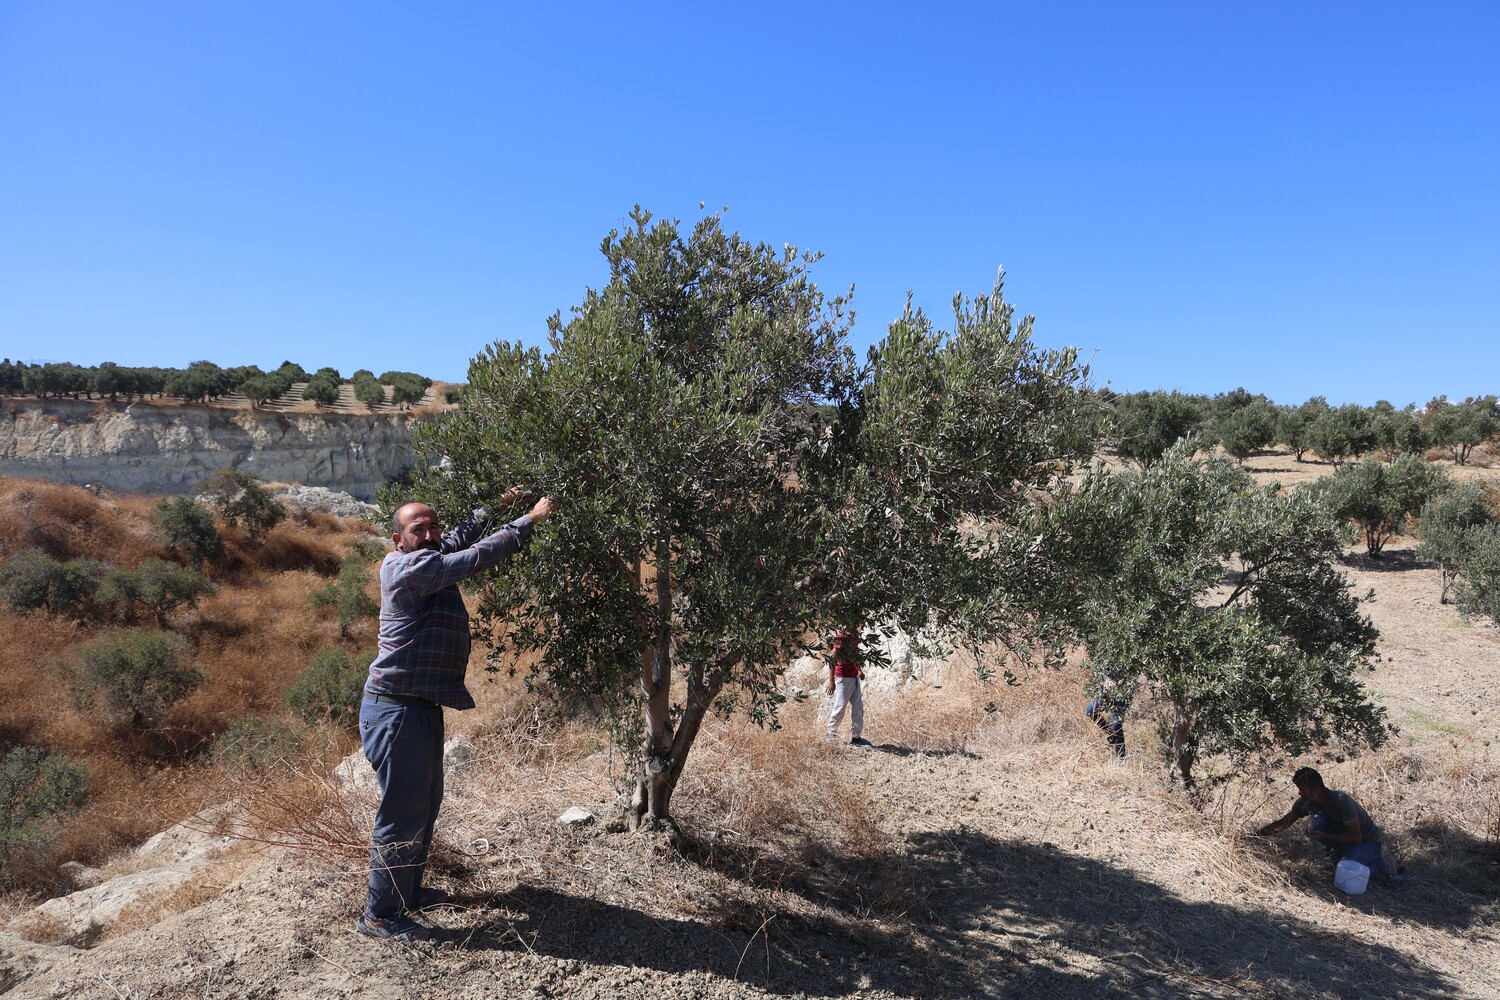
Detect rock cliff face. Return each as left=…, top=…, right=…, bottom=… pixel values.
left=0, top=399, right=431, bottom=501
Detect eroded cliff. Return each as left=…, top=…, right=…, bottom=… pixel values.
left=0, top=398, right=430, bottom=500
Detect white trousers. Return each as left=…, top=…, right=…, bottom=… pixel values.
left=827, top=676, right=864, bottom=740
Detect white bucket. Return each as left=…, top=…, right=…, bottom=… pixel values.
left=1334, top=859, right=1370, bottom=895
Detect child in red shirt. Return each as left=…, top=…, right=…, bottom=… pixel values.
left=826, top=628, right=872, bottom=747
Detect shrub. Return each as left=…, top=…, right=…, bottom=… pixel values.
left=99, top=559, right=218, bottom=626
left=302, top=376, right=341, bottom=408
left=214, top=717, right=305, bottom=771
left=284, top=647, right=373, bottom=727
left=1317, top=455, right=1449, bottom=557
left=199, top=467, right=286, bottom=540
left=67, top=629, right=203, bottom=729
left=1111, top=390, right=1205, bottom=469
left=0, top=550, right=106, bottom=616
left=308, top=556, right=379, bottom=637
left=0, top=746, right=88, bottom=886
left=354, top=377, right=387, bottom=410
left=1308, top=403, right=1377, bottom=467
left=1417, top=483, right=1497, bottom=603
left=153, top=498, right=224, bottom=568
left=1454, top=524, right=1500, bottom=625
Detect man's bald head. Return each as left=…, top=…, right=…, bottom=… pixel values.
left=392, top=502, right=442, bottom=553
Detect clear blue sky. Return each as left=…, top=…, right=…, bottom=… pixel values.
left=2, top=2, right=1494, bottom=407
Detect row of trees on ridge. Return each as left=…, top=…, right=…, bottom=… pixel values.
left=0, top=359, right=434, bottom=410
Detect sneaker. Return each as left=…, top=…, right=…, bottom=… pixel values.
left=850, top=737, right=873, bottom=747
left=356, top=913, right=432, bottom=942
left=1387, top=865, right=1408, bottom=890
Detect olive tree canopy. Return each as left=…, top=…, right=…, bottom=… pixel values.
left=406, top=208, right=1096, bottom=829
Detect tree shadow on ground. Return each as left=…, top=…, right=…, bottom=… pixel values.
left=1339, top=548, right=1430, bottom=573
left=866, top=742, right=982, bottom=760
left=454, top=829, right=1467, bottom=999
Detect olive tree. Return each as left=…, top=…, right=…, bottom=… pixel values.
left=405, top=207, right=1095, bottom=831
left=1369, top=400, right=1427, bottom=463
left=1315, top=455, right=1448, bottom=558
left=200, top=468, right=285, bottom=540
left=1035, top=441, right=1391, bottom=790
left=153, top=498, right=223, bottom=568
left=66, top=629, right=203, bottom=729
left=1423, top=395, right=1498, bottom=466
left=1453, top=524, right=1500, bottom=625
left=1277, top=396, right=1329, bottom=463
left=1417, top=483, right=1496, bottom=603
left=1308, top=403, right=1376, bottom=467
left=1110, top=390, right=1204, bottom=469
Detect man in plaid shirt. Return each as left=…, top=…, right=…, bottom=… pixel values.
left=356, top=489, right=557, bottom=942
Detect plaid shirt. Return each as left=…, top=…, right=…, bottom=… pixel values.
left=365, top=509, right=534, bottom=709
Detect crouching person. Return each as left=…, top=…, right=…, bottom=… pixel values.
left=1255, top=766, right=1403, bottom=886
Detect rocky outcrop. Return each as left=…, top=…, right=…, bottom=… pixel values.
left=0, top=399, right=433, bottom=501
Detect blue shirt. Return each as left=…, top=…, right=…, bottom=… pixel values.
left=365, top=509, right=534, bottom=709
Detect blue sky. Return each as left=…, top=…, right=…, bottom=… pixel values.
left=1, top=2, right=1494, bottom=406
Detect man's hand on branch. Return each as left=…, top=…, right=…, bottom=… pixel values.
left=529, top=496, right=559, bottom=523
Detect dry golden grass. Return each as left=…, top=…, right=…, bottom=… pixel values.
left=0, top=475, right=377, bottom=895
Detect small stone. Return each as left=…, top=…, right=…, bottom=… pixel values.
left=559, top=807, right=596, bottom=826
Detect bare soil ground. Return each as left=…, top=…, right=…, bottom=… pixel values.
left=4, top=448, right=1498, bottom=999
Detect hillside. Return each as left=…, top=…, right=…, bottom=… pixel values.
left=2, top=451, right=1498, bottom=999
left=0, top=387, right=454, bottom=501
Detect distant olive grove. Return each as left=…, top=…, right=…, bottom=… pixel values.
left=1104, top=386, right=1500, bottom=632
left=1106, top=387, right=1498, bottom=469
left=0, top=358, right=435, bottom=411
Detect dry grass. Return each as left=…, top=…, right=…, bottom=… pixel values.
left=0, top=474, right=375, bottom=895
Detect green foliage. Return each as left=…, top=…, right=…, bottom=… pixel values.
left=214, top=716, right=305, bottom=769
left=308, top=556, right=379, bottom=637
left=66, top=629, right=203, bottom=728
left=354, top=375, right=387, bottom=409
left=1369, top=400, right=1427, bottom=462
left=0, top=746, right=88, bottom=885
left=302, top=375, right=341, bottom=408
left=1316, top=455, right=1449, bottom=557
left=1038, top=441, right=1390, bottom=789
left=153, top=498, right=224, bottom=568
left=199, top=467, right=286, bottom=540
left=1423, top=395, right=1499, bottom=466
left=406, top=207, right=1096, bottom=824
left=348, top=536, right=388, bottom=562
left=1111, top=391, right=1205, bottom=469
left=1453, top=523, right=1500, bottom=625
left=1417, top=483, right=1496, bottom=603
left=1209, top=389, right=1277, bottom=463
left=99, top=559, right=217, bottom=626
left=1276, top=396, right=1330, bottom=462
left=284, top=647, right=373, bottom=726
left=0, top=550, right=105, bottom=616
left=1308, top=403, right=1377, bottom=467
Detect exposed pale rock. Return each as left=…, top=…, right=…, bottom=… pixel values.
left=272, top=485, right=380, bottom=520
left=443, top=736, right=477, bottom=772
left=32, top=804, right=240, bottom=945
left=0, top=399, right=431, bottom=501
left=558, top=807, right=596, bottom=825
